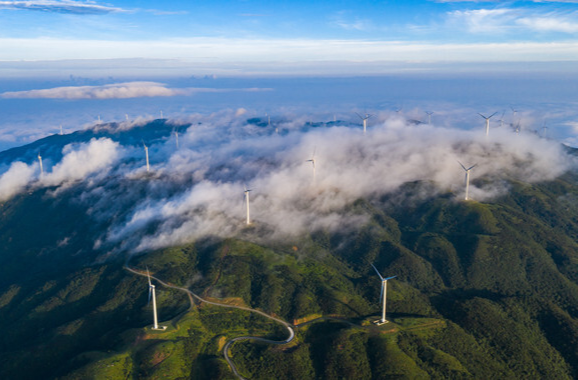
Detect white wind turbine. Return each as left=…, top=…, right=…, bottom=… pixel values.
left=458, top=161, right=477, bottom=201
left=59, top=125, right=63, bottom=135
left=244, top=187, right=252, bottom=225
left=306, top=147, right=316, bottom=184
left=143, top=142, right=150, bottom=172
left=160, top=110, right=164, bottom=119
left=371, top=263, right=396, bottom=325
left=426, top=111, right=434, bottom=125
left=38, top=153, right=44, bottom=176
left=147, top=268, right=166, bottom=331
left=173, top=127, right=179, bottom=149
left=478, top=112, right=497, bottom=137
left=355, top=112, right=373, bottom=134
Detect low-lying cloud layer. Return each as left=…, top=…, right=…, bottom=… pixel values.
left=1, top=111, right=575, bottom=254
left=0, top=82, right=272, bottom=99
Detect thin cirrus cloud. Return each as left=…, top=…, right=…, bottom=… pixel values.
left=0, top=82, right=272, bottom=100
left=0, top=0, right=124, bottom=14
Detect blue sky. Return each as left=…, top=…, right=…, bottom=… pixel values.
left=0, top=0, right=577, bottom=69
left=0, top=1, right=577, bottom=150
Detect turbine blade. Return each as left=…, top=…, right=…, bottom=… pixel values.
left=147, top=266, right=151, bottom=286
left=489, top=112, right=497, bottom=118
left=457, top=161, right=467, bottom=171
left=384, top=275, right=397, bottom=281
left=467, top=164, right=478, bottom=171
left=379, top=282, right=384, bottom=303
left=478, top=113, right=487, bottom=119
left=355, top=112, right=363, bottom=120
left=148, top=286, right=152, bottom=304
left=370, top=263, right=385, bottom=280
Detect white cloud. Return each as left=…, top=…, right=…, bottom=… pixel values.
left=0, top=0, right=125, bottom=14
left=448, top=8, right=514, bottom=34
left=1, top=37, right=577, bottom=65
left=0, top=81, right=272, bottom=99
left=40, top=138, right=120, bottom=187
left=517, top=15, right=578, bottom=33
left=0, top=161, right=36, bottom=201
left=1, top=82, right=188, bottom=99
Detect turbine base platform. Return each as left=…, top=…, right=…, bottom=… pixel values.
left=373, top=319, right=389, bottom=326
left=151, top=326, right=167, bottom=331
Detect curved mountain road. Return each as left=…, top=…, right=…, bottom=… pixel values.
left=125, top=266, right=295, bottom=379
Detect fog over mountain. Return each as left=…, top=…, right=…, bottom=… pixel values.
left=0, top=110, right=574, bottom=256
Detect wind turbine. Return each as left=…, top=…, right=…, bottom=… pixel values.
left=59, top=125, right=63, bottom=135
left=244, top=187, right=252, bottom=225
left=426, top=111, right=434, bottom=125
left=458, top=161, right=477, bottom=201
left=306, top=148, right=316, bottom=184
left=478, top=112, right=497, bottom=137
left=143, top=142, right=150, bottom=172
left=97, top=115, right=101, bottom=124
left=173, top=127, right=179, bottom=149
left=38, top=153, right=44, bottom=176
left=125, top=114, right=129, bottom=121
left=370, top=263, right=396, bottom=325
left=355, top=112, right=373, bottom=134
left=160, top=110, right=164, bottom=119
left=147, top=268, right=166, bottom=331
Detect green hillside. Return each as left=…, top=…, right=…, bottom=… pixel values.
left=2, top=168, right=578, bottom=378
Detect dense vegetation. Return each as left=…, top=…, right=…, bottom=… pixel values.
left=2, top=142, right=578, bottom=378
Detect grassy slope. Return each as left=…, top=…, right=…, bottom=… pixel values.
left=2, top=173, right=578, bottom=378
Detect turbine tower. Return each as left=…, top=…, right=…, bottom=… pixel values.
left=160, top=110, right=164, bottom=119
left=174, top=128, right=179, bottom=149
left=38, top=153, right=44, bottom=176
left=426, top=111, right=434, bottom=125
left=143, top=142, right=150, bottom=172
left=244, top=187, right=252, bottom=225
left=371, top=263, right=396, bottom=325
left=355, top=113, right=373, bottom=134
left=306, top=148, right=316, bottom=184
left=147, top=268, right=166, bottom=331
left=59, top=125, right=63, bottom=135
left=478, top=112, right=497, bottom=137
left=125, top=114, right=129, bottom=121
left=458, top=161, right=477, bottom=201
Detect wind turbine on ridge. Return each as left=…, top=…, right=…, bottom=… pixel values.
left=173, top=127, right=179, bottom=149
left=147, top=268, right=166, bottom=331
left=38, top=153, right=44, bottom=176
left=355, top=112, right=373, bottom=134
left=426, top=111, right=434, bottom=125
left=458, top=161, right=477, bottom=201
left=478, top=112, right=497, bottom=137
left=143, top=141, right=150, bottom=172
left=370, top=263, right=396, bottom=325
left=306, top=147, right=316, bottom=185
left=244, top=186, right=252, bottom=225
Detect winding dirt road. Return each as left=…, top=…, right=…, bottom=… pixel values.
left=125, top=266, right=295, bottom=380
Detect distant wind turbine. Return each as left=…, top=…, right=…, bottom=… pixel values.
left=143, top=142, right=150, bottom=172
left=97, top=115, right=101, bottom=124
left=370, top=263, right=396, bottom=325
left=458, top=161, right=477, bottom=201
left=125, top=114, right=129, bottom=121
left=173, top=128, right=179, bottom=149
left=147, top=268, right=166, bottom=331
left=160, top=110, right=164, bottom=119
left=478, top=112, right=497, bottom=137
left=355, top=113, right=373, bottom=134
left=59, top=125, right=63, bottom=135
left=306, top=147, right=316, bottom=184
left=244, top=187, right=252, bottom=225
left=38, top=153, right=43, bottom=176
left=426, top=111, right=434, bottom=125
